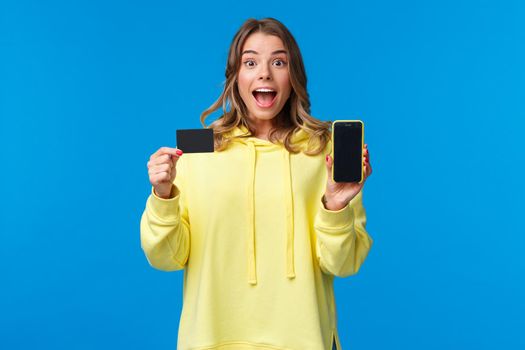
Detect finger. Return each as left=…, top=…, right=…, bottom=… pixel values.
left=149, top=163, right=172, bottom=176
left=149, top=171, right=171, bottom=185
left=365, top=161, right=372, bottom=178
left=150, top=147, right=183, bottom=161
left=148, top=154, right=173, bottom=168
left=150, top=172, right=171, bottom=186
left=148, top=152, right=181, bottom=170
left=325, top=154, right=334, bottom=183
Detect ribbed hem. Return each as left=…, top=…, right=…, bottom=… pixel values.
left=315, top=199, right=353, bottom=231
left=186, top=341, right=295, bottom=350
left=147, top=186, right=181, bottom=222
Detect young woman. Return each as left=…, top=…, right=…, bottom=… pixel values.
left=141, top=18, right=373, bottom=350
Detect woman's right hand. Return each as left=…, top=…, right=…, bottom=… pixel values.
left=147, top=147, right=183, bottom=199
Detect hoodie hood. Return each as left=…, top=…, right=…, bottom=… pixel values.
left=227, top=125, right=311, bottom=285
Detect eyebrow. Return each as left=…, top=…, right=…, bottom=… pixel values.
left=241, top=49, right=288, bottom=56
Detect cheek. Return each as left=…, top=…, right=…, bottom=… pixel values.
left=237, top=72, right=252, bottom=98
left=279, top=76, right=292, bottom=99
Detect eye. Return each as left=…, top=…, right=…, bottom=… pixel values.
left=273, top=59, right=287, bottom=67
left=243, top=60, right=256, bottom=68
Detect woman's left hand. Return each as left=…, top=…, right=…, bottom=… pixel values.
left=323, top=144, right=373, bottom=211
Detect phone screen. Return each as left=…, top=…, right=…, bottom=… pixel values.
left=333, top=121, right=363, bottom=183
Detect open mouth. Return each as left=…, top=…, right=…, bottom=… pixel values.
left=252, top=89, right=277, bottom=108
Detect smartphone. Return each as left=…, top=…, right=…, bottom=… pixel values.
left=332, top=120, right=364, bottom=183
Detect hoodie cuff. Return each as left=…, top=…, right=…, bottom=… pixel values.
left=315, top=198, right=353, bottom=231
left=147, top=186, right=181, bottom=222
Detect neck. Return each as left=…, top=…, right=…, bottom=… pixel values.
left=250, top=119, right=273, bottom=141
left=254, top=130, right=270, bottom=140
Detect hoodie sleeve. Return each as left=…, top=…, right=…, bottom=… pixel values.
left=313, top=190, right=373, bottom=277
left=139, top=157, right=190, bottom=271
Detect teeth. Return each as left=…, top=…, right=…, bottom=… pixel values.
left=255, top=88, right=275, bottom=92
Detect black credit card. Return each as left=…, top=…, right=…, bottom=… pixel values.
left=176, top=128, right=215, bottom=153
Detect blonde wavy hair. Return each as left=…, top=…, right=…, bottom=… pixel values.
left=200, top=18, right=331, bottom=155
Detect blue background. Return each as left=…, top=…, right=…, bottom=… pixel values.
left=1, top=0, right=524, bottom=349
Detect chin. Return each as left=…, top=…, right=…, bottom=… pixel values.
left=249, top=105, right=285, bottom=121
left=253, top=111, right=278, bottom=120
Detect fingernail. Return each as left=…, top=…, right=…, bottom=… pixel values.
left=326, top=155, right=329, bottom=162
left=176, top=150, right=183, bottom=156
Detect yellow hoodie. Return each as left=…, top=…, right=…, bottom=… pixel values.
left=140, top=125, right=373, bottom=350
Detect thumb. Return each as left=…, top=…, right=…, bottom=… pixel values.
left=325, top=154, right=333, bottom=176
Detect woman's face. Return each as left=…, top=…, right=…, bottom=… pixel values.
left=237, top=32, right=292, bottom=127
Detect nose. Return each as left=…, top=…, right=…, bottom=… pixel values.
left=258, top=63, right=272, bottom=80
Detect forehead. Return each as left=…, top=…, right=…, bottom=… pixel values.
left=241, top=32, right=286, bottom=54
